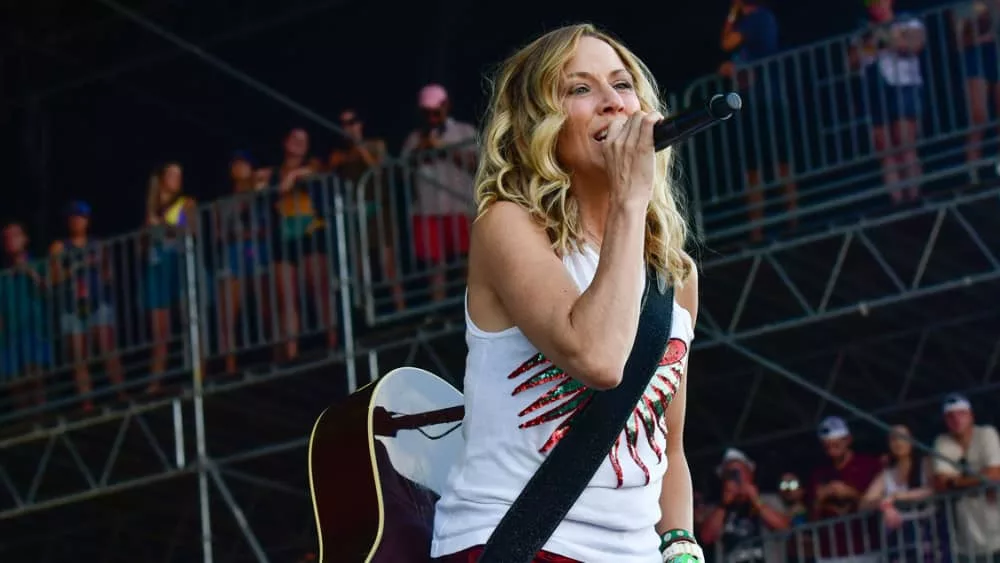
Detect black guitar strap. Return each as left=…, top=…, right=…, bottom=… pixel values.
left=479, top=268, right=676, bottom=563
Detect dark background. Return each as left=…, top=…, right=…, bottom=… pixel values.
left=0, top=0, right=946, bottom=244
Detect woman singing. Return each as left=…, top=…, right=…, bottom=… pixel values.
left=430, top=24, right=701, bottom=563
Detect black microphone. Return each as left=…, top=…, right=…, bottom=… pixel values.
left=653, top=92, right=742, bottom=151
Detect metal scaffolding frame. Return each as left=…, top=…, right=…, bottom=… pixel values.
left=1, top=181, right=998, bottom=559
left=3, top=217, right=999, bottom=556
left=0, top=320, right=468, bottom=562
left=695, top=186, right=1000, bottom=350
left=2, top=301, right=996, bottom=557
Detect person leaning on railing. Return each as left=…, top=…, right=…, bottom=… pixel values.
left=143, top=162, right=198, bottom=395
left=327, top=108, right=404, bottom=312
left=400, top=84, right=478, bottom=304
left=0, top=223, right=50, bottom=412
left=858, top=424, right=935, bottom=562
left=213, top=151, right=273, bottom=375
left=49, top=201, right=126, bottom=410
left=807, top=416, right=882, bottom=563
left=951, top=0, right=1000, bottom=176
left=262, top=128, right=337, bottom=362
left=931, top=393, right=1000, bottom=562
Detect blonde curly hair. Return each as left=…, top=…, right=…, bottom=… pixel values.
left=475, top=23, right=692, bottom=284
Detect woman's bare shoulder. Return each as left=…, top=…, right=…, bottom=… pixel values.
left=472, top=201, right=549, bottom=250
left=676, top=250, right=699, bottom=325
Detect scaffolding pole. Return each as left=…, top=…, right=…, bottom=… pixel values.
left=183, top=232, right=213, bottom=563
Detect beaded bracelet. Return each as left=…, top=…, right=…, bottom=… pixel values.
left=661, top=541, right=704, bottom=563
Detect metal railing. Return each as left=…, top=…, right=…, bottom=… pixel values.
left=682, top=1, right=1000, bottom=247
left=0, top=173, right=357, bottom=422
left=0, top=138, right=483, bottom=422
left=713, top=482, right=1000, bottom=563
left=354, top=139, right=477, bottom=325
left=0, top=229, right=191, bottom=410
left=3, top=0, right=999, bottom=418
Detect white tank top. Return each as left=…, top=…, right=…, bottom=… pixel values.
left=430, top=244, right=696, bottom=563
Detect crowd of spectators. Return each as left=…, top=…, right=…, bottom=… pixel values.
left=4, top=0, right=999, bottom=417
left=0, top=82, right=477, bottom=417
left=714, top=0, right=1000, bottom=243
left=695, top=394, right=1000, bottom=563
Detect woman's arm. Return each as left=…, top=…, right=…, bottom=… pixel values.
left=892, top=487, right=932, bottom=503
left=471, top=199, right=647, bottom=390
left=859, top=472, right=887, bottom=510
left=48, top=241, right=66, bottom=285
left=892, top=458, right=934, bottom=502
left=657, top=260, right=699, bottom=535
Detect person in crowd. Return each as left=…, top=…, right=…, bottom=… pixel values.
left=932, top=393, right=1000, bottom=563
left=214, top=151, right=272, bottom=374
left=49, top=201, right=126, bottom=410
left=400, top=84, right=478, bottom=304
left=144, top=162, right=197, bottom=394
left=859, top=424, right=936, bottom=563
left=263, top=128, right=337, bottom=362
left=719, top=0, right=797, bottom=242
left=856, top=0, right=926, bottom=204
left=0, top=223, right=49, bottom=412
left=327, top=109, right=403, bottom=312
left=952, top=0, right=1000, bottom=180
left=807, top=416, right=882, bottom=563
left=700, top=448, right=790, bottom=563
left=778, top=472, right=808, bottom=528
left=777, top=471, right=813, bottom=563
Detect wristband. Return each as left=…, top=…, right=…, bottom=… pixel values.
left=659, top=528, right=696, bottom=549
left=660, top=529, right=702, bottom=562
left=661, top=541, right=704, bottom=563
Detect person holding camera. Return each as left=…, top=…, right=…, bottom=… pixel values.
left=700, top=448, right=791, bottom=563
left=400, top=83, right=477, bottom=303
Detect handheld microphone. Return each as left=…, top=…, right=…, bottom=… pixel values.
left=653, top=92, right=742, bottom=152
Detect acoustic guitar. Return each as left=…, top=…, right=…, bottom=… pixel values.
left=308, top=367, right=466, bottom=563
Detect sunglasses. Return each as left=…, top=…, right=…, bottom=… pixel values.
left=341, top=117, right=359, bottom=126
left=779, top=479, right=800, bottom=492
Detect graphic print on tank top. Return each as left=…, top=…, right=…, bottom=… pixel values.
left=508, top=337, right=688, bottom=488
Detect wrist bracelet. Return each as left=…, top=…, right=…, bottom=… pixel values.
left=660, top=528, right=696, bottom=547
left=661, top=541, right=704, bottom=562
left=660, top=528, right=698, bottom=556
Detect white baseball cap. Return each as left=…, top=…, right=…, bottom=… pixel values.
left=943, top=392, right=972, bottom=414
left=818, top=416, right=851, bottom=441
left=716, top=447, right=755, bottom=475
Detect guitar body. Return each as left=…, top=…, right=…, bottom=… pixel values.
left=308, top=367, right=465, bottom=563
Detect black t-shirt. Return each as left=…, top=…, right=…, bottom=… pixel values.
left=721, top=502, right=767, bottom=563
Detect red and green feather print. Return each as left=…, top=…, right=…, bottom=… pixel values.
left=508, top=338, right=688, bottom=488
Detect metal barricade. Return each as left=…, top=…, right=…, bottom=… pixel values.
left=0, top=228, right=193, bottom=419
left=193, top=173, right=353, bottom=371
left=681, top=1, right=1000, bottom=247
left=717, top=482, right=1000, bottom=563
left=0, top=172, right=357, bottom=423
left=354, top=139, right=478, bottom=326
